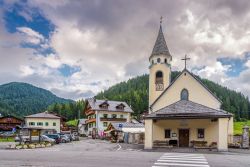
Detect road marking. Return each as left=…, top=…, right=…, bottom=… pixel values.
left=157, top=159, right=208, bottom=164
left=152, top=153, right=210, bottom=167
left=116, top=144, right=121, bottom=151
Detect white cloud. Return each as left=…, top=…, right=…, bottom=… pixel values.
left=17, top=27, right=44, bottom=44
left=194, top=61, right=231, bottom=84
left=19, top=65, right=34, bottom=76
left=1, top=0, right=250, bottom=100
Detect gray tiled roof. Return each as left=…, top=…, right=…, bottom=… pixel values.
left=147, top=100, right=232, bottom=119
left=150, top=25, right=171, bottom=59
left=25, top=111, right=60, bottom=119
left=87, top=99, right=134, bottom=113
left=111, top=122, right=144, bottom=131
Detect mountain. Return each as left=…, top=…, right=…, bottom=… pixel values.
left=96, top=72, right=250, bottom=121
left=0, top=82, right=73, bottom=118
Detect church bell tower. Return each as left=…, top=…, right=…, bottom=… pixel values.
left=149, top=21, right=172, bottom=109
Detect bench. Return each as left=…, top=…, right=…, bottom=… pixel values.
left=191, top=140, right=208, bottom=149
left=153, top=140, right=173, bottom=148
left=191, top=141, right=217, bottom=150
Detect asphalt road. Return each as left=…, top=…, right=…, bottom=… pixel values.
left=0, top=139, right=250, bottom=167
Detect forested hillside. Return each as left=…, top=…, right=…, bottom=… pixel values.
left=47, top=100, right=86, bottom=120
left=0, top=82, right=73, bottom=118
left=96, top=72, right=250, bottom=121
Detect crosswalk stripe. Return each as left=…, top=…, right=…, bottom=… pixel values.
left=152, top=153, right=210, bottom=167
left=154, top=162, right=209, bottom=167
left=163, top=153, right=201, bottom=155
left=160, top=156, right=206, bottom=159
left=157, top=159, right=208, bottom=164
left=160, top=158, right=206, bottom=161
left=161, top=155, right=204, bottom=158
left=160, top=156, right=205, bottom=159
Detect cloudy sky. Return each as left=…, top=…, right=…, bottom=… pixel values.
left=0, top=0, right=250, bottom=100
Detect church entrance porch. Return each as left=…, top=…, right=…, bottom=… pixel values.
left=145, top=118, right=233, bottom=151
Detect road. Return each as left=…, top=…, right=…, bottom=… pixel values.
left=0, top=139, right=250, bottom=167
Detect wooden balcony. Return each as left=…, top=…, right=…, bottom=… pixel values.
left=86, top=118, right=96, bottom=124
left=85, top=110, right=95, bottom=116
left=100, top=118, right=127, bottom=122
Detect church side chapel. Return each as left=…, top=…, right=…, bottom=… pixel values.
left=144, top=19, right=233, bottom=151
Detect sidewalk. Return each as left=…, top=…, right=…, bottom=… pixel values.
left=0, top=142, right=16, bottom=149
left=119, top=143, right=250, bottom=154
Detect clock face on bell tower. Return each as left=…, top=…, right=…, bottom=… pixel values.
left=156, top=83, right=164, bottom=91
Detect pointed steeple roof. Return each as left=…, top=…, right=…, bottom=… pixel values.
left=150, top=24, right=171, bottom=59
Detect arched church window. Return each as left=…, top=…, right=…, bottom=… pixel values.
left=165, top=58, right=167, bottom=63
left=181, top=89, right=189, bottom=100
left=155, top=71, right=163, bottom=84
left=157, top=58, right=161, bottom=63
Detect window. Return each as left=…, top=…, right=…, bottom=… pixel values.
left=165, top=129, right=171, bottom=138
left=197, top=129, right=205, bottom=138
left=103, top=122, right=108, bottom=127
left=157, top=58, right=161, bottom=63
left=103, top=114, right=108, bottom=118
left=116, top=104, right=125, bottom=110
left=152, top=60, right=154, bottom=64
left=45, top=122, right=49, bottom=126
left=37, top=122, right=43, bottom=126
left=53, top=122, right=56, bottom=126
left=99, top=101, right=109, bottom=109
left=181, top=89, right=189, bottom=100
left=120, top=115, right=124, bottom=118
left=29, top=122, right=35, bottom=126
left=155, top=71, right=163, bottom=84
left=100, top=104, right=108, bottom=109
left=112, top=114, right=117, bottom=118
left=89, top=124, right=92, bottom=128
left=164, top=58, right=167, bottom=63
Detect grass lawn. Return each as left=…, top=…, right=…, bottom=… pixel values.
left=0, top=137, right=15, bottom=142
left=234, top=121, right=250, bottom=135
left=66, top=119, right=78, bottom=126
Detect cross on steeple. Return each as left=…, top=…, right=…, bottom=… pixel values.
left=181, top=54, right=190, bottom=69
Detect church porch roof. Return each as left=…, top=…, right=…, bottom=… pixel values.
left=146, top=100, right=232, bottom=119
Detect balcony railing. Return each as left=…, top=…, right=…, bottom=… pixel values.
left=85, top=110, right=95, bottom=116
left=86, top=118, right=96, bottom=124
left=100, top=118, right=127, bottom=122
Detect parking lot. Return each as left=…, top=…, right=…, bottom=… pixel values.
left=0, top=138, right=250, bottom=167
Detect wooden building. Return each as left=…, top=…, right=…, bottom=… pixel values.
left=0, top=115, right=23, bottom=131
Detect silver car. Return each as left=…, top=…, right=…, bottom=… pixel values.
left=41, top=135, right=55, bottom=143
left=15, top=135, right=55, bottom=143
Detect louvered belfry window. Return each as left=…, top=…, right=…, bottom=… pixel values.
left=155, top=71, right=163, bottom=84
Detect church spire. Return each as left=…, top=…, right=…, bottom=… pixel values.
left=150, top=19, right=171, bottom=59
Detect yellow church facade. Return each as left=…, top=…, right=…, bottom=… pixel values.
left=145, top=23, right=233, bottom=151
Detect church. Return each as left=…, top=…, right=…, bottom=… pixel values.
left=144, top=22, right=233, bottom=151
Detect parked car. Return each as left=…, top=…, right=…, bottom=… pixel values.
left=61, top=133, right=73, bottom=141
left=41, top=135, right=55, bottom=143
left=15, top=135, right=55, bottom=143
left=72, top=132, right=80, bottom=141
left=44, top=134, right=61, bottom=144
left=14, top=136, right=29, bottom=143
left=59, top=134, right=71, bottom=143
